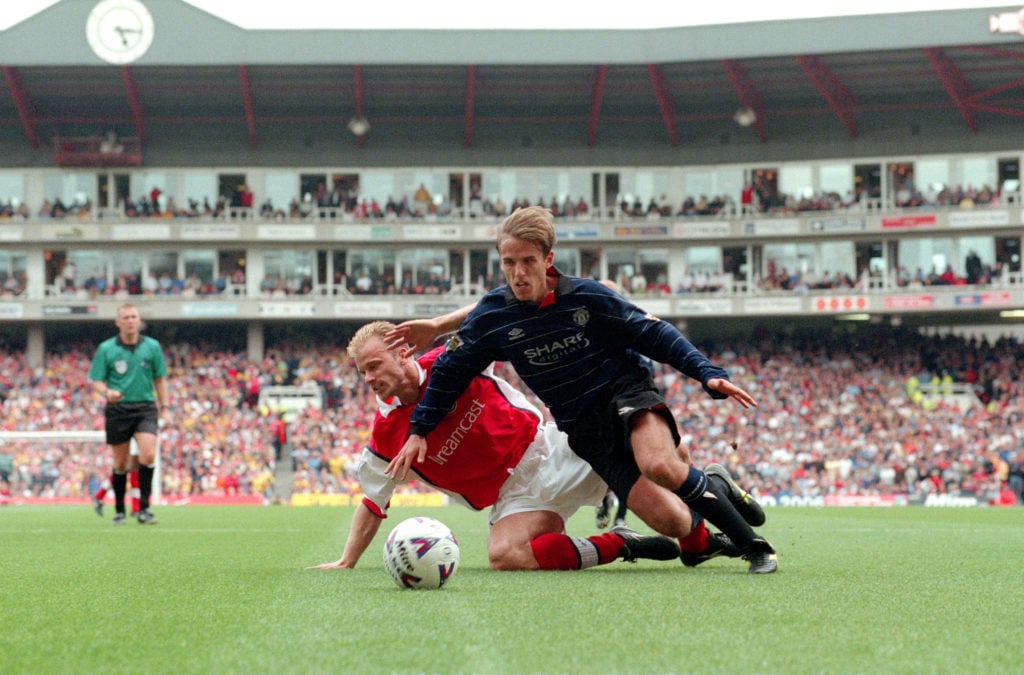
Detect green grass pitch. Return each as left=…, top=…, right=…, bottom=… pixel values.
left=2, top=505, right=1021, bottom=674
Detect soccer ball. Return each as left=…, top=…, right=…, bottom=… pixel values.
left=383, top=516, right=460, bottom=590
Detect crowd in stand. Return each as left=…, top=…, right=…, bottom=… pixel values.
left=1, top=324, right=1022, bottom=506
left=0, top=176, right=1008, bottom=227
left=8, top=253, right=1013, bottom=304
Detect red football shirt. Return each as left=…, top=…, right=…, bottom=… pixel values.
left=360, top=347, right=542, bottom=512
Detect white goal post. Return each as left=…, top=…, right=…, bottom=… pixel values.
left=0, top=431, right=161, bottom=501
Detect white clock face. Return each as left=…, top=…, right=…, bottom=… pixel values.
left=86, top=0, right=155, bottom=65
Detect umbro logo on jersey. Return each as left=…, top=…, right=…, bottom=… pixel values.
left=508, top=328, right=525, bottom=341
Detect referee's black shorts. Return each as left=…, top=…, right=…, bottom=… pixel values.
left=105, top=401, right=159, bottom=445
left=566, top=362, right=681, bottom=501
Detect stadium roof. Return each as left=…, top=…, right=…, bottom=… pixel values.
left=1, top=0, right=1023, bottom=164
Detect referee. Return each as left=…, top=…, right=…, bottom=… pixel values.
left=88, top=303, right=169, bottom=525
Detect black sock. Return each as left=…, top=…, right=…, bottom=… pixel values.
left=673, top=467, right=761, bottom=553
left=112, top=471, right=127, bottom=514
left=138, top=464, right=154, bottom=511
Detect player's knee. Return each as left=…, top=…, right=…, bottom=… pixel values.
left=488, top=550, right=521, bottom=571
left=639, top=454, right=685, bottom=487
left=487, top=540, right=534, bottom=571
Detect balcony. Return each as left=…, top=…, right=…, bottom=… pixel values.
left=53, top=136, right=143, bottom=168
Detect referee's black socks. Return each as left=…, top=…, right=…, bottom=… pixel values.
left=112, top=470, right=127, bottom=514
left=138, top=464, right=154, bottom=511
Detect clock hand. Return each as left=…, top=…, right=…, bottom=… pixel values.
left=114, top=26, right=142, bottom=46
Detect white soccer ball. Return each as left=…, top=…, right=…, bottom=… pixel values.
left=383, top=516, right=460, bottom=590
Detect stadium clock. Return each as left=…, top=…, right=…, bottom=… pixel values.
left=86, top=0, right=155, bottom=65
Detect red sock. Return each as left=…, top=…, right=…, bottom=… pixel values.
left=130, top=470, right=140, bottom=514
left=95, top=475, right=113, bottom=501
left=529, top=532, right=624, bottom=570
left=679, top=519, right=710, bottom=553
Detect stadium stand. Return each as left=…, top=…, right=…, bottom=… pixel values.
left=1, top=3, right=1023, bottom=507
left=1, top=326, right=1022, bottom=506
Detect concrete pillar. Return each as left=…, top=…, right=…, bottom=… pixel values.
left=247, top=321, right=264, bottom=361
left=26, top=323, right=45, bottom=368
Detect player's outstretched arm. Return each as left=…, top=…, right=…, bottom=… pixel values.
left=384, top=302, right=476, bottom=353
left=705, top=377, right=758, bottom=409
left=307, top=502, right=384, bottom=570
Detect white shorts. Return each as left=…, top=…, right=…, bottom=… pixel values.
left=489, top=422, right=608, bottom=527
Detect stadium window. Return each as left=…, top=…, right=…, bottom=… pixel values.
left=819, top=241, right=856, bottom=279
left=855, top=242, right=884, bottom=278
left=818, top=163, right=853, bottom=199
left=217, top=173, right=247, bottom=208
left=331, top=174, right=359, bottom=209
left=763, top=242, right=815, bottom=279
left=996, top=237, right=1021, bottom=273
left=580, top=248, right=601, bottom=280
left=362, top=170, right=397, bottom=211
left=183, top=249, right=216, bottom=287
left=779, top=165, right=813, bottom=201
left=468, top=249, right=490, bottom=289
left=398, top=248, right=449, bottom=292
left=0, top=251, right=26, bottom=291
left=998, top=157, right=1019, bottom=198
left=606, top=249, right=639, bottom=291
left=43, top=171, right=97, bottom=211
left=898, top=238, right=956, bottom=278
left=347, top=249, right=395, bottom=294
left=0, top=173, right=26, bottom=208
left=183, top=172, right=217, bottom=210
left=147, top=251, right=178, bottom=287
left=448, top=173, right=465, bottom=210
left=552, top=248, right=578, bottom=277
left=959, top=156, right=997, bottom=193
left=722, top=246, right=747, bottom=281
left=265, top=172, right=298, bottom=216
left=888, top=162, right=915, bottom=206
left=915, top=159, right=949, bottom=198
left=749, top=167, right=780, bottom=210
left=218, top=250, right=246, bottom=286
left=299, top=174, right=327, bottom=205
left=330, top=250, right=348, bottom=290
left=112, top=250, right=143, bottom=287
left=97, top=172, right=131, bottom=210
left=263, top=249, right=315, bottom=294
left=854, top=163, right=882, bottom=200
left=686, top=246, right=723, bottom=276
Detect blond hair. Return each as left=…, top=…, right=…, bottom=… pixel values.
left=496, top=206, right=556, bottom=256
left=347, top=320, right=396, bottom=358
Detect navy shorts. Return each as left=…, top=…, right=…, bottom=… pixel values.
left=105, top=401, right=159, bottom=445
left=565, top=362, right=681, bottom=501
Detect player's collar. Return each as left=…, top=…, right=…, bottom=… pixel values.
left=116, top=335, right=140, bottom=351
left=503, top=265, right=568, bottom=308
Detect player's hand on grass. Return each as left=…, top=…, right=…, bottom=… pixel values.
left=706, top=378, right=757, bottom=409
left=306, top=559, right=352, bottom=570
left=386, top=434, right=428, bottom=482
